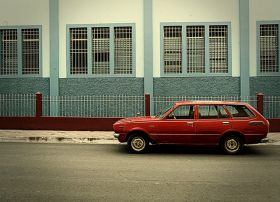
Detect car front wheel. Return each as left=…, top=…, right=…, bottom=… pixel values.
left=127, top=134, right=149, bottom=153
left=221, top=135, right=244, bottom=155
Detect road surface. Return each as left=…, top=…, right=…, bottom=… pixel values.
left=0, top=143, right=279, bottom=201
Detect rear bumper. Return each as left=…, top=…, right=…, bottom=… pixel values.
left=261, top=137, right=269, bottom=143
left=245, top=134, right=268, bottom=144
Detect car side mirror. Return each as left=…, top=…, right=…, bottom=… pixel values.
left=168, top=114, right=176, bottom=119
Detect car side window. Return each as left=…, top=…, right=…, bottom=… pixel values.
left=218, top=106, right=229, bottom=118
left=199, top=105, right=229, bottom=119
left=168, top=105, right=194, bottom=119
left=226, top=105, right=255, bottom=118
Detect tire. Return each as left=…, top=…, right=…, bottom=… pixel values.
left=127, top=134, right=149, bottom=153
left=220, top=135, right=244, bottom=155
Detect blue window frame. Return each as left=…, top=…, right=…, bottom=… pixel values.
left=67, top=24, right=136, bottom=77
left=0, top=26, right=42, bottom=77
left=161, top=22, right=232, bottom=77
left=257, top=21, right=280, bottom=76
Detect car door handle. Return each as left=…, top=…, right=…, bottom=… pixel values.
left=187, top=122, right=194, bottom=126
left=222, top=121, right=230, bottom=125
left=249, top=121, right=264, bottom=126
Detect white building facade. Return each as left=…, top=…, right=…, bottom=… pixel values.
left=0, top=0, right=279, bottom=99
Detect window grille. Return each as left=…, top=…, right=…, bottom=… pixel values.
left=260, top=24, right=279, bottom=73
left=0, top=29, right=18, bottom=75
left=68, top=24, right=135, bottom=76
left=92, top=27, right=110, bottom=74
left=186, top=26, right=205, bottom=73
left=70, top=28, right=88, bottom=74
left=209, top=25, right=228, bottom=73
left=114, top=27, right=132, bottom=74
left=164, top=26, right=182, bottom=74
left=22, top=29, right=39, bottom=74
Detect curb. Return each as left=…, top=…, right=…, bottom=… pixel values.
left=0, top=136, right=118, bottom=144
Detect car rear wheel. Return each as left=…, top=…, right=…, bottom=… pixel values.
left=221, top=135, right=244, bottom=155
left=127, top=134, right=149, bottom=153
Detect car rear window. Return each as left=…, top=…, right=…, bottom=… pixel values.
left=226, top=105, right=255, bottom=118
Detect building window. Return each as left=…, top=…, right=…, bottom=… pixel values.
left=68, top=24, right=135, bottom=77
left=70, top=28, right=88, bottom=74
left=259, top=24, right=279, bottom=73
left=92, top=27, right=110, bottom=74
left=209, top=25, right=228, bottom=73
left=22, top=29, right=40, bottom=74
left=114, top=27, right=133, bottom=74
left=186, top=26, right=205, bottom=73
left=0, top=27, right=41, bottom=77
left=161, top=23, right=231, bottom=76
left=0, top=29, right=18, bottom=75
left=163, top=26, right=182, bottom=74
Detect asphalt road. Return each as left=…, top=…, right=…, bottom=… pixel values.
left=0, top=143, right=279, bottom=202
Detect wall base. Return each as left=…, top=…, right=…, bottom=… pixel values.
left=0, top=117, right=279, bottom=132
left=0, top=117, right=122, bottom=131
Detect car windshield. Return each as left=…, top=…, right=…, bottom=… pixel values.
left=155, top=105, right=173, bottom=118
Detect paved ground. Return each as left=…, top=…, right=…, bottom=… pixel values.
left=0, top=143, right=280, bottom=202
left=0, top=130, right=117, bottom=144
left=0, top=130, right=280, bottom=145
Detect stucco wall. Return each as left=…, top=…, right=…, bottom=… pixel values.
left=59, top=78, right=144, bottom=96
left=0, top=78, right=49, bottom=94
left=154, top=77, right=240, bottom=96
left=250, top=77, right=280, bottom=95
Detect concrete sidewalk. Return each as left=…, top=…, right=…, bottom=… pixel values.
left=0, top=130, right=118, bottom=144
left=0, top=130, right=280, bottom=145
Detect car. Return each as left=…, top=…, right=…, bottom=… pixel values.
left=113, top=101, right=269, bottom=154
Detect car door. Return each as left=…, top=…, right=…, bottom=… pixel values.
left=151, top=105, right=196, bottom=144
left=195, top=105, right=231, bottom=145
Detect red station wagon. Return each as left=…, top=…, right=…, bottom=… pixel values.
left=113, top=101, right=269, bottom=154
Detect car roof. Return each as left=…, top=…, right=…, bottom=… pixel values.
left=175, top=100, right=249, bottom=106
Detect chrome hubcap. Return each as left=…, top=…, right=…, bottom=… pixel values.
left=226, top=138, right=239, bottom=151
left=131, top=137, right=145, bottom=151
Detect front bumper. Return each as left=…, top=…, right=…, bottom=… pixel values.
left=113, top=133, right=126, bottom=143
left=113, top=133, right=120, bottom=139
